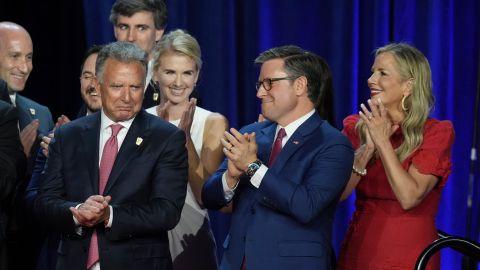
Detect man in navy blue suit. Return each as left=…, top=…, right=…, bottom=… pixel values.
left=202, top=45, right=354, bottom=270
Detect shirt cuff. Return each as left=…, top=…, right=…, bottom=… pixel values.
left=222, top=172, right=239, bottom=202
left=105, top=205, right=113, bottom=228
left=249, top=164, right=268, bottom=188
left=73, top=204, right=83, bottom=235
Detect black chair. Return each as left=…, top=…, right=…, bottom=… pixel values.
left=414, top=230, right=480, bottom=270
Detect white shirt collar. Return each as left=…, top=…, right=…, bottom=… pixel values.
left=276, top=109, right=315, bottom=139
left=100, top=109, right=135, bottom=132
left=9, top=92, right=16, bottom=106
left=145, top=59, right=154, bottom=92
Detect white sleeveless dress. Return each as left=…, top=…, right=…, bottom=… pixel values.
left=146, top=106, right=218, bottom=270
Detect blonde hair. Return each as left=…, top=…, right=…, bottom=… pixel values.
left=153, top=29, right=202, bottom=71
left=357, top=43, right=434, bottom=161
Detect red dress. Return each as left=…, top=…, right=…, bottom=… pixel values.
left=337, top=115, right=454, bottom=270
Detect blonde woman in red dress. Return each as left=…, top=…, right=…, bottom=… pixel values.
left=337, top=43, right=454, bottom=270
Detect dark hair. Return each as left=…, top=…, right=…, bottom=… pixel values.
left=110, top=0, right=168, bottom=30
left=95, top=42, right=148, bottom=84
left=79, top=44, right=104, bottom=75
left=255, top=45, right=335, bottom=125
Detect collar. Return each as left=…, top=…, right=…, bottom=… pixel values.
left=145, top=59, right=154, bottom=92
left=100, top=109, right=135, bottom=132
left=9, top=92, right=16, bottom=106
left=276, top=109, right=315, bottom=138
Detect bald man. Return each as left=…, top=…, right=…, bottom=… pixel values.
left=0, top=21, right=54, bottom=270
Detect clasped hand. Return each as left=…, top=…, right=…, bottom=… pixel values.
left=359, top=99, right=399, bottom=148
left=221, top=128, right=258, bottom=179
left=70, top=195, right=111, bottom=227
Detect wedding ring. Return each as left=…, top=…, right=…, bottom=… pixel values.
left=368, top=115, right=373, bottom=120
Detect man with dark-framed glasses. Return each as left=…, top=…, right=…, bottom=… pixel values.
left=202, top=45, right=354, bottom=270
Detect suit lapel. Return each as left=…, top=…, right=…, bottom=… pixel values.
left=269, top=113, right=322, bottom=171
left=15, top=95, right=34, bottom=130
left=103, top=111, right=150, bottom=194
left=81, top=114, right=101, bottom=194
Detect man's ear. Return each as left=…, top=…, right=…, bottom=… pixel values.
left=295, top=76, right=308, bottom=96
left=155, top=28, right=165, bottom=42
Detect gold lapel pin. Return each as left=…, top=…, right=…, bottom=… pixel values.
left=153, top=93, right=159, bottom=101
left=29, top=108, right=36, bottom=115
left=136, top=137, right=143, bottom=146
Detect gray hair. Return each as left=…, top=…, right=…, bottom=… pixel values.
left=95, top=41, right=148, bottom=83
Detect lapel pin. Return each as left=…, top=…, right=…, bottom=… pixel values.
left=293, top=141, right=299, bottom=145
left=136, top=137, right=143, bottom=146
left=29, top=108, right=36, bottom=115
left=153, top=93, right=159, bottom=101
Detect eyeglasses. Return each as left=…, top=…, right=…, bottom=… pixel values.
left=255, top=76, right=299, bottom=91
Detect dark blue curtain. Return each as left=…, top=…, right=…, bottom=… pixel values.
left=83, top=0, right=480, bottom=268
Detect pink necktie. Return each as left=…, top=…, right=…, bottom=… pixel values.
left=267, top=128, right=286, bottom=166
left=86, top=124, right=123, bottom=269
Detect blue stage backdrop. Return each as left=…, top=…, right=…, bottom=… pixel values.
left=83, top=0, right=480, bottom=268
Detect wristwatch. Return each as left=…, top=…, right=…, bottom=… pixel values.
left=245, top=160, right=262, bottom=177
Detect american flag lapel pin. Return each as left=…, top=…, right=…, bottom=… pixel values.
left=136, top=137, right=143, bottom=146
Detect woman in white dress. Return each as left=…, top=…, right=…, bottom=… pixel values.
left=146, top=29, right=227, bottom=270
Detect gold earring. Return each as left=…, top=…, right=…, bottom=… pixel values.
left=401, top=95, right=408, bottom=111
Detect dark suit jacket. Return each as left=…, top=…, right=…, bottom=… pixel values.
left=0, top=98, right=26, bottom=270
left=142, top=80, right=161, bottom=109
left=35, top=110, right=188, bottom=270
left=0, top=98, right=26, bottom=215
left=202, top=113, right=354, bottom=270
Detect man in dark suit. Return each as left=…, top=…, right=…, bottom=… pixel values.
left=35, top=41, right=188, bottom=270
left=110, top=0, right=167, bottom=108
left=0, top=21, right=54, bottom=160
left=202, top=46, right=354, bottom=270
left=0, top=92, right=26, bottom=270
left=0, top=21, right=54, bottom=270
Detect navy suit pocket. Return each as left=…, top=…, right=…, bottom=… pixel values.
left=132, top=243, right=169, bottom=258
left=278, top=241, right=325, bottom=257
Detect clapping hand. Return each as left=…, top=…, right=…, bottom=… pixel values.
left=359, top=99, right=399, bottom=147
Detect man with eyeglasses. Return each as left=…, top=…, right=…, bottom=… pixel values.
left=202, top=45, right=354, bottom=270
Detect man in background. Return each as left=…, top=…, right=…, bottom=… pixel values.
left=110, top=0, right=167, bottom=108
left=76, top=45, right=104, bottom=118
